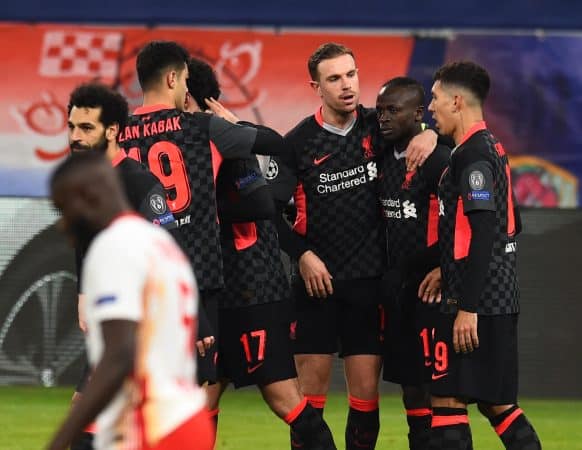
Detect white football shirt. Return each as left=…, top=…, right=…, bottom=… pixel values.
left=82, top=214, right=206, bottom=450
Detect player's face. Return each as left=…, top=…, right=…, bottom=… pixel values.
left=376, top=87, right=423, bottom=143
left=428, top=80, right=456, bottom=136
left=312, top=54, right=360, bottom=115
left=174, top=64, right=189, bottom=111
left=68, top=106, right=108, bottom=154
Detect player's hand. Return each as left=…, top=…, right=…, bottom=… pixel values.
left=405, top=128, right=437, bottom=171
left=205, top=98, right=240, bottom=123
left=196, top=336, right=216, bottom=357
left=298, top=250, right=333, bottom=298
left=78, top=294, right=87, bottom=333
left=418, top=267, right=442, bottom=303
left=453, top=310, right=479, bottom=354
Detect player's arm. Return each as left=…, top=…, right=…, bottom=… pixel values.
left=47, top=320, right=137, bottom=450
left=454, top=157, right=497, bottom=354
left=403, top=145, right=451, bottom=300
left=74, top=246, right=88, bottom=332
left=273, top=138, right=333, bottom=298
left=405, top=126, right=438, bottom=171
left=209, top=115, right=285, bottom=159
left=217, top=157, right=276, bottom=223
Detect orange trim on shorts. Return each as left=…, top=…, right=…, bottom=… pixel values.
left=495, top=408, right=523, bottom=436
left=284, top=397, right=308, bottom=425
left=406, top=408, right=432, bottom=417
left=348, top=394, right=379, bottom=412
left=305, top=394, right=327, bottom=410
left=431, top=414, right=469, bottom=428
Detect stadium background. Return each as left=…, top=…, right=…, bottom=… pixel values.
left=0, top=0, right=580, bottom=398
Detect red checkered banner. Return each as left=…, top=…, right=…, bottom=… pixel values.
left=39, top=31, right=123, bottom=78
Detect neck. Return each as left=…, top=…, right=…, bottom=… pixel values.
left=321, top=104, right=355, bottom=129
left=453, top=109, right=483, bottom=145
left=142, top=90, right=175, bottom=108
left=105, top=143, right=121, bottom=161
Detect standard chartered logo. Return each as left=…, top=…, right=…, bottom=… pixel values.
left=381, top=198, right=417, bottom=220
left=366, top=161, right=377, bottom=180
left=317, top=162, right=377, bottom=194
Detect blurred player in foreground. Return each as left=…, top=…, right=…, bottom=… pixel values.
left=47, top=152, right=213, bottom=450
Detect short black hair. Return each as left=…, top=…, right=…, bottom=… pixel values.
left=186, top=57, right=221, bottom=110
left=68, top=82, right=128, bottom=131
left=308, top=42, right=354, bottom=81
left=380, top=76, right=425, bottom=107
left=136, top=40, right=190, bottom=91
left=433, top=61, right=490, bottom=104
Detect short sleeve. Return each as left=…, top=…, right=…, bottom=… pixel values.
left=459, top=161, right=496, bottom=213
left=82, top=233, right=146, bottom=324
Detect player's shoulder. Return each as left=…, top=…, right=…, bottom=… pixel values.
left=284, top=114, right=318, bottom=141
left=457, top=131, right=496, bottom=166
left=118, top=157, right=157, bottom=183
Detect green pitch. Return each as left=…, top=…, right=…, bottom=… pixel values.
left=0, top=386, right=580, bottom=449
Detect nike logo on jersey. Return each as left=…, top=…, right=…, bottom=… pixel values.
left=431, top=372, right=448, bottom=380
left=247, top=362, right=264, bottom=374
left=313, top=154, right=333, bottom=165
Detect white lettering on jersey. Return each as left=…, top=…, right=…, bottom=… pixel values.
left=317, top=164, right=371, bottom=194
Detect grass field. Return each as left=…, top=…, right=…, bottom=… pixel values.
left=0, top=386, right=580, bottom=449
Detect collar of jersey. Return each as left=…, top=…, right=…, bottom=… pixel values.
left=110, top=150, right=127, bottom=168
left=315, top=106, right=358, bottom=136
left=457, top=120, right=487, bottom=147
left=133, top=104, right=175, bottom=114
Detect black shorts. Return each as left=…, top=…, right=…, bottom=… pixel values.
left=383, top=279, right=439, bottom=386
left=292, top=277, right=383, bottom=357
left=217, top=301, right=297, bottom=388
left=197, top=289, right=221, bottom=385
left=430, top=313, right=519, bottom=405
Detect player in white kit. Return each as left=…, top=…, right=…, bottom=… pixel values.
left=47, top=152, right=213, bottom=450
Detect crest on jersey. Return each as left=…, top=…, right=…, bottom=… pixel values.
left=469, top=170, right=485, bottom=190
left=265, top=158, right=279, bottom=180
left=149, top=194, right=167, bottom=214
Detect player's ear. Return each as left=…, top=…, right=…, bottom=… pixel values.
left=309, top=80, right=321, bottom=96
left=106, top=123, right=119, bottom=143
left=167, top=70, right=177, bottom=89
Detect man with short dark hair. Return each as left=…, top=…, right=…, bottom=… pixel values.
left=186, top=56, right=337, bottom=450
left=47, top=152, right=213, bottom=450
left=67, top=82, right=180, bottom=450
left=120, top=40, right=285, bottom=388
left=376, top=76, right=450, bottom=450
left=270, top=42, right=438, bottom=450
left=427, top=61, right=541, bottom=450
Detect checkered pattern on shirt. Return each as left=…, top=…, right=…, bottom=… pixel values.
left=378, top=149, right=441, bottom=270
left=220, top=220, right=291, bottom=309
left=285, top=106, right=386, bottom=280
left=120, top=110, right=224, bottom=291
left=438, top=130, right=519, bottom=315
